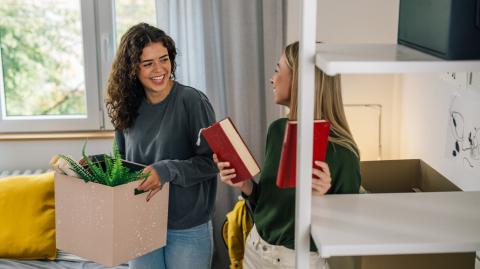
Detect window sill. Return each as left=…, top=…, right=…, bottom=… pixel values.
left=0, top=131, right=114, bottom=141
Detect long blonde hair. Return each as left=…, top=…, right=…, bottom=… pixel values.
left=285, top=42, right=359, bottom=158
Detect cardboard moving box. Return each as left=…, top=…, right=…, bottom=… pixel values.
left=55, top=173, right=169, bottom=267
left=327, top=159, right=476, bottom=269
left=360, top=159, right=461, bottom=193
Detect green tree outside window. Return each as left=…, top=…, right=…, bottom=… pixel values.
left=0, top=0, right=86, bottom=117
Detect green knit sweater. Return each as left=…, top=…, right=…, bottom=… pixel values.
left=245, top=118, right=361, bottom=251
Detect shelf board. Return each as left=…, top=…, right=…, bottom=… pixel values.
left=315, top=44, right=480, bottom=75
left=311, top=191, right=480, bottom=258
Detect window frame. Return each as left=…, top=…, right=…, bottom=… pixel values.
left=0, top=0, right=113, bottom=133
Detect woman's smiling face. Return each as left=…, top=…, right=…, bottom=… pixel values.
left=137, top=42, right=174, bottom=103
left=270, top=53, right=292, bottom=106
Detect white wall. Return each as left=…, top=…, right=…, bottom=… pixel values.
left=341, top=75, right=401, bottom=160
left=0, top=139, right=112, bottom=172
left=399, top=74, right=480, bottom=190
left=286, top=0, right=399, bottom=44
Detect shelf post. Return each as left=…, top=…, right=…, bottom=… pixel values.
left=295, top=0, right=317, bottom=268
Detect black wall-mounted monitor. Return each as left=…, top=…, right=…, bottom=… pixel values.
left=398, top=0, right=480, bottom=60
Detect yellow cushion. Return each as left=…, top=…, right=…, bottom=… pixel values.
left=0, top=172, right=56, bottom=260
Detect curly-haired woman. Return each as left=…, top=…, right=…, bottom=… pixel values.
left=105, top=23, right=217, bottom=269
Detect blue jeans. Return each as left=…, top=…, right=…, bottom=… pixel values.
left=128, top=221, right=213, bottom=269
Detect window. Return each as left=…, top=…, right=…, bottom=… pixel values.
left=115, top=0, right=157, bottom=45
left=0, top=0, right=102, bottom=132
left=1, top=0, right=86, bottom=118
left=0, top=0, right=159, bottom=133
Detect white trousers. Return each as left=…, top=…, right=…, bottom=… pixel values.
left=243, top=226, right=329, bottom=269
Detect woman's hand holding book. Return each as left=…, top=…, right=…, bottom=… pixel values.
left=213, top=154, right=253, bottom=196
left=312, top=161, right=331, bottom=196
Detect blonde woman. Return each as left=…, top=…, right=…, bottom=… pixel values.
left=214, top=41, right=361, bottom=268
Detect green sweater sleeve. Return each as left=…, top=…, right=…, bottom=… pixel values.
left=242, top=117, right=281, bottom=205
left=326, top=143, right=361, bottom=194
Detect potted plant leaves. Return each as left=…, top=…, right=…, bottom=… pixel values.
left=51, top=141, right=148, bottom=187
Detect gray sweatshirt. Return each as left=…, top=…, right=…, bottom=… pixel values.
left=115, top=81, right=217, bottom=229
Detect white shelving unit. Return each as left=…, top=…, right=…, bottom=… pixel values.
left=295, top=2, right=480, bottom=269
left=316, top=43, right=480, bottom=76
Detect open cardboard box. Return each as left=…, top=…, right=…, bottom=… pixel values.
left=328, top=159, right=475, bottom=269
left=54, top=173, right=169, bottom=267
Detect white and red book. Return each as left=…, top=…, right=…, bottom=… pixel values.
left=276, top=120, right=331, bottom=188
left=202, top=117, right=260, bottom=183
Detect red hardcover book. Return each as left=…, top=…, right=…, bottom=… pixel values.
left=276, top=120, right=331, bottom=188
left=201, top=117, right=260, bottom=183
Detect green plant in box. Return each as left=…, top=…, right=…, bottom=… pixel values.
left=59, top=141, right=149, bottom=187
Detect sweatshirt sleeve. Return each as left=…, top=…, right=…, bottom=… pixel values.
left=152, top=91, right=218, bottom=187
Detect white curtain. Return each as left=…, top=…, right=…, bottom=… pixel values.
left=156, top=0, right=207, bottom=91
left=156, top=1, right=285, bottom=267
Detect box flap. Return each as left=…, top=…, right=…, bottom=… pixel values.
left=360, top=159, right=420, bottom=193
left=418, top=160, right=461, bottom=192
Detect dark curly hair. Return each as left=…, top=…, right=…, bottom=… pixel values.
left=105, top=23, right=177, bottom=130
